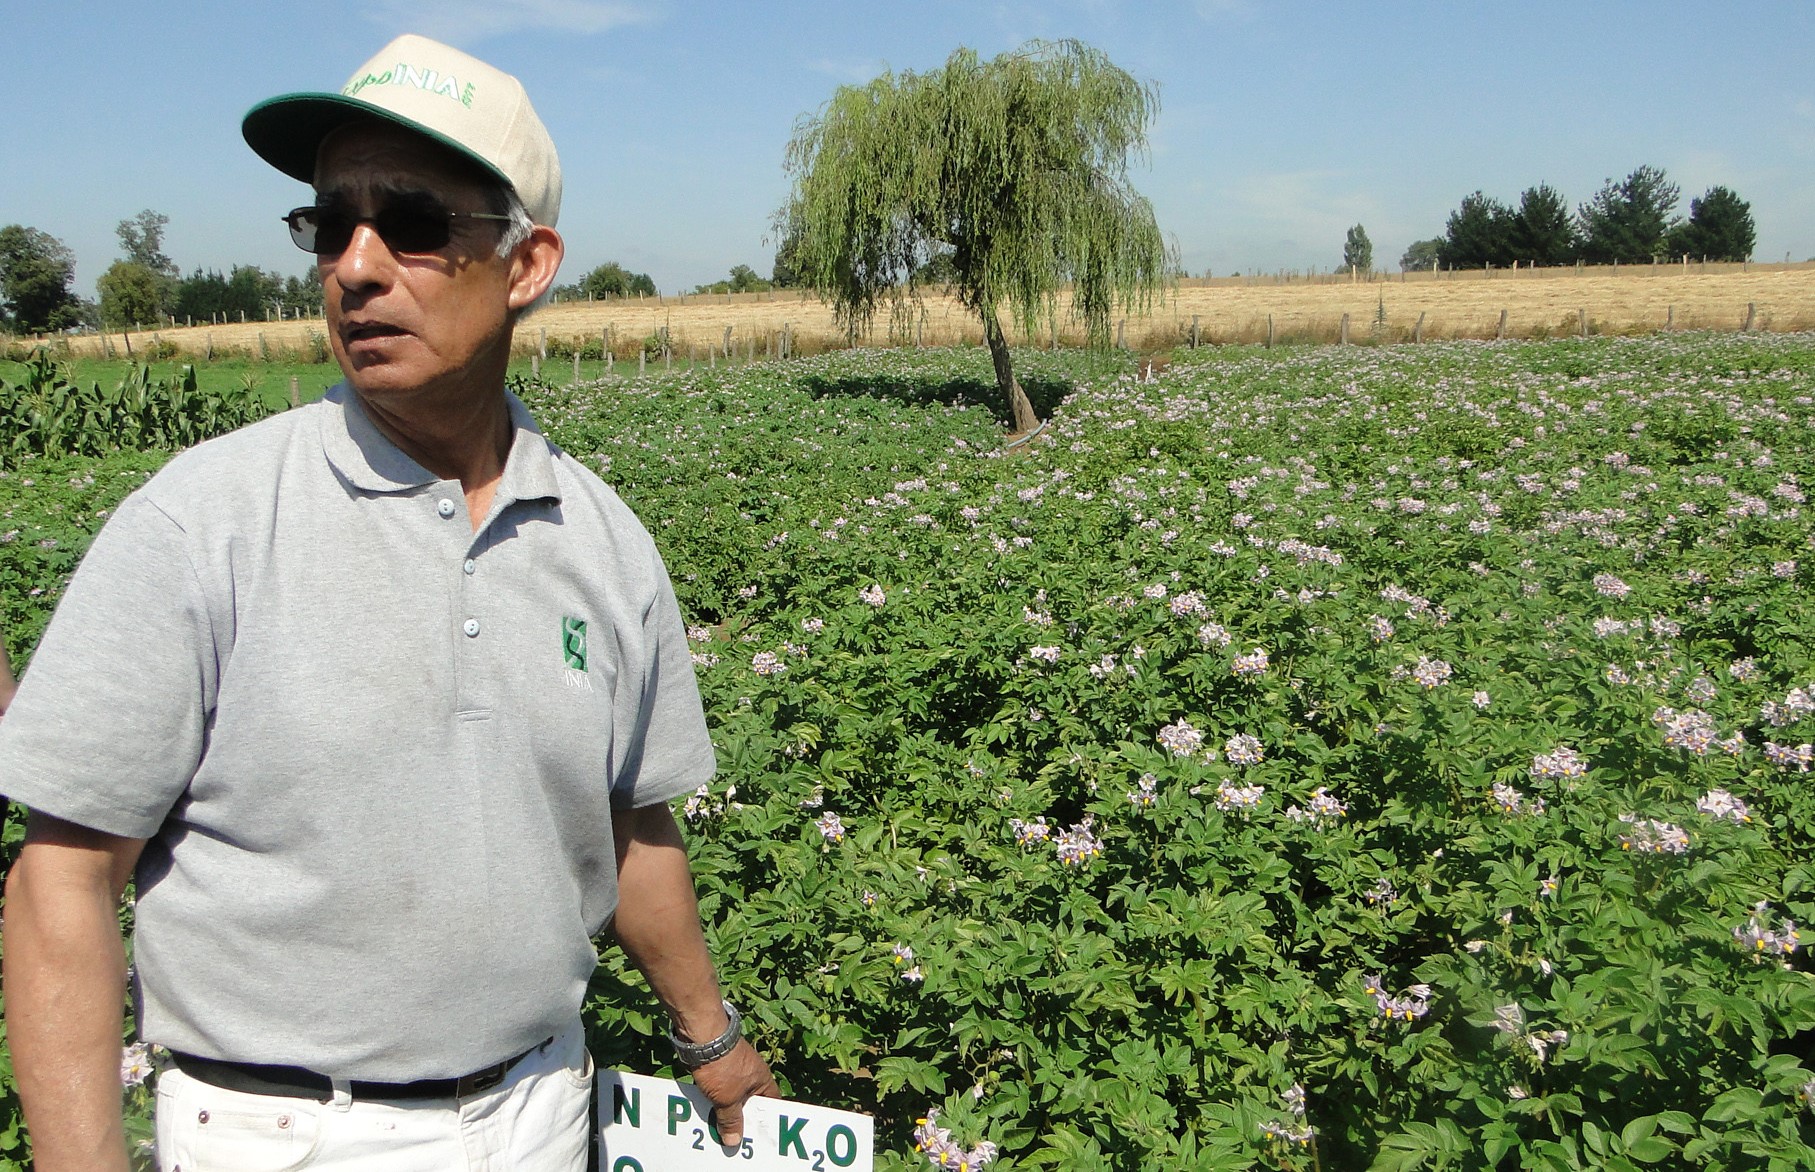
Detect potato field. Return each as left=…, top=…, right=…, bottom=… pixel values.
left=3, top=333, right=1814, bottom=1170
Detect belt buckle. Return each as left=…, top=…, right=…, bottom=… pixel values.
left=457, top=1061, right=507, bottom=1097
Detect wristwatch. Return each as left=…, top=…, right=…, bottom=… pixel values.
left=668, top=1000, right=742, bottom=1068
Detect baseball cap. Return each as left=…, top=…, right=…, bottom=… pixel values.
left=242, top=34, right=562, bottom=228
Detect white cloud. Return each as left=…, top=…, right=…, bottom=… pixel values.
left=367, top=0, right=653, bottom=44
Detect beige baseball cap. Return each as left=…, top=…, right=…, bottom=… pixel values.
left=242, top=34, right=562, bottom=227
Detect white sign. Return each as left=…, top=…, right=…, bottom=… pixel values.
left=599, top=1069, right=875, bottom=1172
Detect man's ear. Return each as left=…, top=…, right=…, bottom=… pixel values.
left=508, top=225, right=565, bottom=311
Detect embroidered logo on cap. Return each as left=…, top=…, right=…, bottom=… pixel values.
left=344, top=63, right=477, bottom=109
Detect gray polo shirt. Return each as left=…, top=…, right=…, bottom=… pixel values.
left=0, top=383, right=715, bottom=1080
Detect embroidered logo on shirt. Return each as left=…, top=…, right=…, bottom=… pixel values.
left=563, top=616, right=592, bottom=692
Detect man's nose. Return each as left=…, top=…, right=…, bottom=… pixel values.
left=330, top=221, right=395, bottom=289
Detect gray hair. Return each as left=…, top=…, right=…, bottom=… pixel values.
left=484, top=181, right=536, bottom=259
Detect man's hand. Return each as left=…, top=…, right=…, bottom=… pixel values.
left=692, top=1038, right=778, bottom=1150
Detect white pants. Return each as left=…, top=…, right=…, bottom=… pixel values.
left=154, top=1021, right=593, bottom=1172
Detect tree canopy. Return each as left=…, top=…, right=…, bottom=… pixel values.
left=777, top=39, right=1170, bottom=433
left=1668, top=186, right=1755, bottom=262
left=0, top=224, right=82, bottom=333
left=1439, top=192, right=1514, bottom=269
left=560, top=261, right=656, bottom=300
left=172, top=265, right=317, bottom=323
left=1507, top=184, right=1578, bottom=265
left=1342, top=225, right=1373, bottom=274
left=1399, top=238, right=1443, bottom=273
left=694, top=264, right=772, bottom=295
left=116, top=209, right=177, bottom=278
left=97, top=261, right=167, bottom=328
left=109, top=209, right=179, bottom=323
left=1577, top=166, right=1680, bottom=264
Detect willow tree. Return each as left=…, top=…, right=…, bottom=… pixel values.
left=777, top=40, right=1169, bottom=434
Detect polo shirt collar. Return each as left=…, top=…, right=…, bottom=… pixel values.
left=320, top=382, right=562, bottom=506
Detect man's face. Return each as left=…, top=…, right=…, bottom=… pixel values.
left=313, top=123, right=518, bottom=403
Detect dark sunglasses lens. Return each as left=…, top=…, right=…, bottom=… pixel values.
left=373, top=207, right=451, bottom=253
left=287, top=209, right=359, bottom=256
left=287, top=206, right=452, bottom=255
left=312, top=211, right=359, bottom=254
left=287, top=209, right=320, bottom=252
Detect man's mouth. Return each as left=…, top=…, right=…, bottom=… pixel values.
left=342, top=321, right=410, bottom=343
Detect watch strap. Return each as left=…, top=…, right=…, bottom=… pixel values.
left=668, top=1000, right=742, bottom=1068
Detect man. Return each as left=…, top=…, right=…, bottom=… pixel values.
left=0, top=636, right=14, bottom=719
left=0, top=35, right=774, bottom=1171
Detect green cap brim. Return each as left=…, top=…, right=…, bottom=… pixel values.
left=241, top=91, right=512, bottom=189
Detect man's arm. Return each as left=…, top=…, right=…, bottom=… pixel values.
left=2, top=812, right=146, bottom=1172
left=611, top=801, right=777, bottom=1148
left=0, top=636, right=17, bottom=719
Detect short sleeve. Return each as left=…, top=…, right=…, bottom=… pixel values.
left=607, top=554, right=716, bottom=809
left=0, top=495, right=217, bottom=838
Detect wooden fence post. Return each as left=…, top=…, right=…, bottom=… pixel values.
left=723, top=325, right=733, bottom=357
left=205, top=332, right=213, bottom=361
left=289, top=375, right=300, bottom=408
left=1116, top=319, right=1126, bottom=349
left=1578, top=309, right=1588, bottom=338
left=1413, top=312, right=1425, bottom=343
left=638, top=348, right=645, bottom=375
left=574, top=353, right=581, bottom=381
left=1266, top=314, right=1275, bottom=349
left=1497, top=309, right=1508, bottom=340
left=1339, top=313, right=1350, bottom=345
left=1666, top=305, right=1675, bottom=331
left=1744, top=303, right=1757, bottom=332
left=531, top=353, right=540, bottom=378
left=538, top=327, right=547, bottom=360
left=1191, top=315, right=1200, bottom=349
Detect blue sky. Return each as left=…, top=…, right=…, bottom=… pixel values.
left=8, top=1, right=1813, bottom=298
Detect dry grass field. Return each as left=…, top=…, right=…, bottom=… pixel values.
left=36, top=261, right=1815, bottom=361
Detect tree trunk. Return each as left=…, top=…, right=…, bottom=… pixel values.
left=982, top=309, right=1038, bottom=434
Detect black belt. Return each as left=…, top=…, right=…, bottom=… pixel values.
left=169, top=1037, right=551, bottom=1102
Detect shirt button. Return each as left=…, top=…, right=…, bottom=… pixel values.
left=463, top=618, right=481, bottom=638
left=463, top=558, right=476, bottom=575
left=437, top=498, right=457, bottom=518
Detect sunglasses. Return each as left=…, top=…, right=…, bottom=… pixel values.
left=283, top=202, right=513, bottom=255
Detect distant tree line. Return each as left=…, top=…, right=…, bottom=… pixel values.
left=552, top=261, right=658, bottom=301
left=1, top=209, right=321, bottom=335
left=693, top=264, right=772, bottom=295
left=1400, top=167, right=1756, bottom=271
